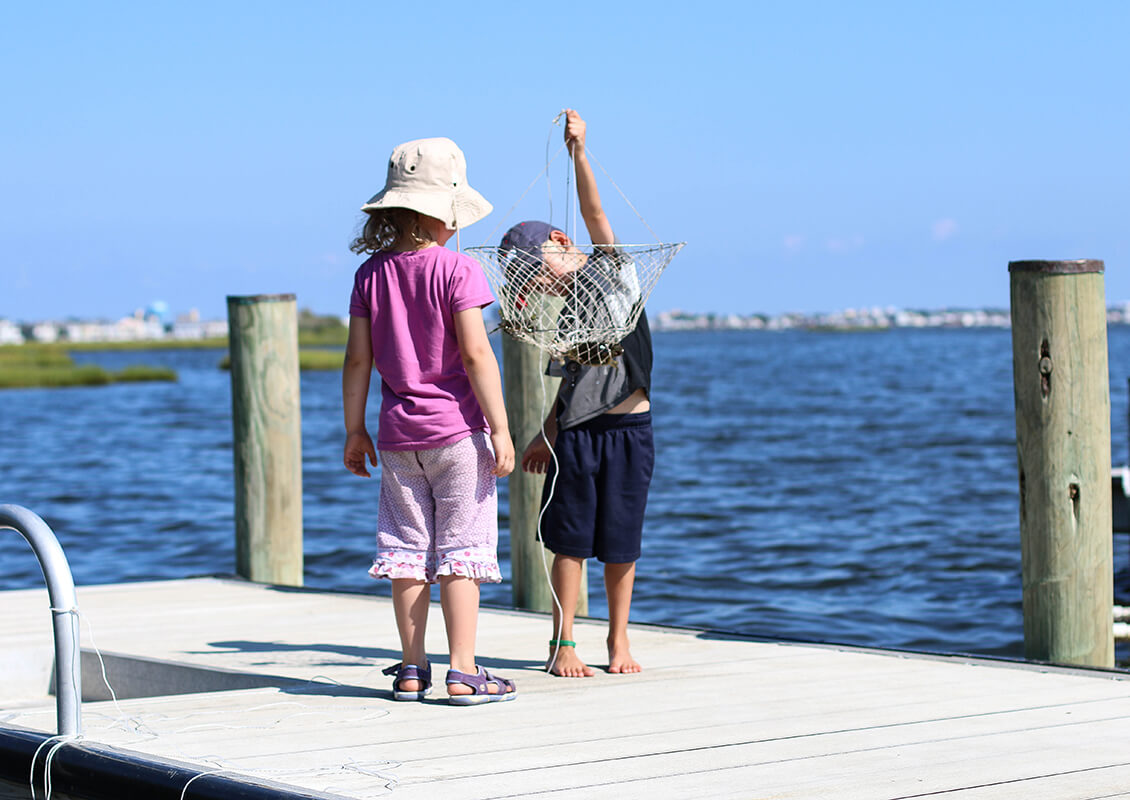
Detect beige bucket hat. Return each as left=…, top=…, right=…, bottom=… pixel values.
left=361, top=137, right=492, bottom=230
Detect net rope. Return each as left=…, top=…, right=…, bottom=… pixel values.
left=467, top=240, right=683, bottom=365
left=469, top=111, right=683, bottom=365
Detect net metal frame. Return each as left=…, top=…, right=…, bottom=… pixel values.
left=466, top=241, right=684, bottom=365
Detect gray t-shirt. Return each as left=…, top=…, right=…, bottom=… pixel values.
left=547, top=246, right=652, bottom=429
left=569, top=245, right=640, bottom=334
left=549, top=354, right=632, bottom=429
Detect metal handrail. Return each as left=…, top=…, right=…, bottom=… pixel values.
left=1, top=504, right=82, bottom=736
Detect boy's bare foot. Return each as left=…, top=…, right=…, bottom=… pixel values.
left=547, top=643, right=595, bottom=677
left=607, top=636, right=641, bottom=674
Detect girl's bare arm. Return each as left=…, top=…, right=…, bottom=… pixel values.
left=342, top=316, right=376, bottom=477
left=453, top=306, right=514, bottom=476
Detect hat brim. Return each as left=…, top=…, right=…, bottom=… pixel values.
left=361, top=186, right=492, bottom=231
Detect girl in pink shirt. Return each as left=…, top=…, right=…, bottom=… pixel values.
left=343, top=137, right=516, bottom=704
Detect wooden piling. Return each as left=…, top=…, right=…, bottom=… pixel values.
left=227, top=294, right=304, bottom=587
left=502, top=334, right=587, bottom=614
left=1009, top=259, right=1113, bottom=667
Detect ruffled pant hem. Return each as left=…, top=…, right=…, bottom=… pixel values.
left=369, top=551, right=501, bottom=584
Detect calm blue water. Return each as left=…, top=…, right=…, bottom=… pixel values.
left=2, top=328, right=1128, bottom=661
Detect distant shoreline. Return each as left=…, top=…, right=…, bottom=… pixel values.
left=9, top=304, right=1130, bottom=352
left=653, top=305, right=1130, bottom=331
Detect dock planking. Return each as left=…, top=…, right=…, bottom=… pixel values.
left=3, top=576, right=1129, bottom=799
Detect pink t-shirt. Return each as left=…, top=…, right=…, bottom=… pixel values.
left=349, top=246, right=495, bottom=451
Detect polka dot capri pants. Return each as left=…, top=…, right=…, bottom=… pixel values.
left=368, top=431, right=501, bottom=584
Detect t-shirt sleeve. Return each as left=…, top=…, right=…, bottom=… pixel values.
left=449, top=256, right=496, bottom=313
left=349, top=268, right=370, bottom=317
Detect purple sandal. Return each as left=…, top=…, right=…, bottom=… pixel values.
left=382, top=662, right=432, bottom=701
left=445, top=666, right=516, bottom=705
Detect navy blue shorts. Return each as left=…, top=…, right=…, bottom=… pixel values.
left=539, top=411, right=654, bottom=563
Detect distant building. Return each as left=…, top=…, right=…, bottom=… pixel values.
left=651, top=305, right=1011, bottom=332
left=64, top=317, right=166, bottom=342
left=0, top=319, right=23, bottom=345
left=171, top=319, right=229, bottom=340
left=147, top=300, right=170, bottom=323
left=31, top=323, right=60, bottom=343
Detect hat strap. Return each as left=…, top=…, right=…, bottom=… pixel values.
left=452, top=189, right=461, bottom=250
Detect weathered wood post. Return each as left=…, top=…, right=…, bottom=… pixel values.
left=502, top=334, right=587, bottom=614
left=227, top=294, right=304, bottom=587
left=1009, top=259, right=1113, bottom=667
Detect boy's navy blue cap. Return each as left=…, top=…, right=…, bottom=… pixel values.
left=499, top=220, right=562, bottom=261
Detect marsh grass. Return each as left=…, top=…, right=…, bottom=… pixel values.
left=297, top=349, right=345, bottom=371
left=297, top=329, right=348, bottom=347
left=56, top=338, right=229, bottom=351
left=7, top=330, right=341, bottom=352
left=0, top=346, right=73, bottom=367
left=217, top=348, right=344, bottom=372
left=0, top=347, right=178, bottom=389
left=0, top=365, right=113, bottom=388
left=1, top=326, right=345, bottom=384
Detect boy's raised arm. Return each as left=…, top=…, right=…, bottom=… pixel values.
left=564, top=109, right=615, bottom=250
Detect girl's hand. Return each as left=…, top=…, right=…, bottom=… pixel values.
left=564, top=109, right=586, bottom=153
left=521, top=432, right=554, bottom=474
left=491, top=431, right=515, bottom=477
left=344, top=431, right=377, bottom=477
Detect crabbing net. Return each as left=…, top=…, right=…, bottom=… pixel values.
left=466, top=241, right=684, bottom=365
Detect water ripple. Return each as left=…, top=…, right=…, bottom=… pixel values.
left=3, top=332, right=1129, bottom=661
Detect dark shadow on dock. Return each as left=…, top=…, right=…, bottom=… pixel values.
left=202, top=639, right=542, bottom=672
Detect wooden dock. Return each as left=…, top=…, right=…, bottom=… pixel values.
left=3, top=576, right=1130, bottom=799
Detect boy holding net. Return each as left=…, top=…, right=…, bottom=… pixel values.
left=509, top=109, right=655, bottom=677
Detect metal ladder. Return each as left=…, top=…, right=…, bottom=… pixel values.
left=1, top=504, right=82, bottom=736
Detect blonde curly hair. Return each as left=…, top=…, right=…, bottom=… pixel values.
left=350, top=208, right=432, bottom=254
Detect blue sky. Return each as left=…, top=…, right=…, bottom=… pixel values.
left=3, top=1, right=1128, bottom=322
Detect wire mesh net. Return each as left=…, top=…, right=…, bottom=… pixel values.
left=466, top=242, right=684, bottom=365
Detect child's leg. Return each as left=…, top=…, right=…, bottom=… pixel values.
left=374, top=448, right=436, bottom=691
left=439, top=575, right=513, bottom=697
left=592, top=412, right=651, bottom=674
left=548, top=554, right=595, bottom=677
left=391, top=578, right=430, bottom=690
left=604, top=561, right=641, bottom=673
left=439, top=574, right=479, bottom=677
